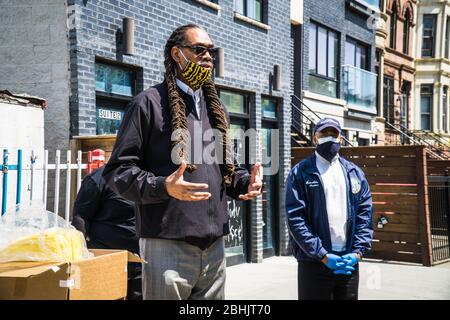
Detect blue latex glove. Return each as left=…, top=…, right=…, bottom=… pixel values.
left=324, top=254, right=346, bottom=270
left=333, top=265, right=355, bottom=275
left=342, top=253, right=359, bottom=267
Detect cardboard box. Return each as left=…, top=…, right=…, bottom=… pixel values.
left=0, top=249, right=143, bottom=300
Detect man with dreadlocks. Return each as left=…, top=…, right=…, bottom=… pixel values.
left=103, top=24, right=262, bottom=300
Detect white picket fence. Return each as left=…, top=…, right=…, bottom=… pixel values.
left=2, top=149, right=89, bottom=224
left=41, top=150, right=87, bottom=223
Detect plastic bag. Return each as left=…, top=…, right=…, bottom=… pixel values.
left=0, top=203, right=92, bottom=263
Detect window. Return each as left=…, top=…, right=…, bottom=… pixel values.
left=234, top=0, right=264, bottom=23
left=220, top=90, right=248, bottom=114
left=308, top=22, right=339, bottom=98
left=96, top=99, right=126, bottom=136
left=422, top=15, right=436, bottom=57
left=420, top=84, right=433, bottom=131
left=389, top=4, right=397, bottom=49
left=443, top=86, right=448, bottom=132
left=400, top=81, right=410, bottom=129
left=96, top=63, right=134, bottom=96
left=261, top=97, right=279, bottom=258
left=262, top=98, right=277, bottom=119
left=403, top=10, right=411, bottom=55
left=95, top=62, right=137, bottom=135
left=383, top=76, right=395, bottom=124
left=345, top=38, right=369, bottom=70
left=343, top=38, right=376, bottom=112
left=446, top=16, right=450, bottom=59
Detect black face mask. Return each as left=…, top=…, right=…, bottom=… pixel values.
left=316, top=137, right=341, bottom=162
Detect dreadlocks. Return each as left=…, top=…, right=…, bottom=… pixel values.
left=163, top=24, right=236, bottom=187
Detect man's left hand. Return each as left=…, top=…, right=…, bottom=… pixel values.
left=342, top=253, right=360, bottom=267
left=239, top=162, right=263, bottom=201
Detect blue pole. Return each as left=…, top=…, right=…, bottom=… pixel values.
left=2, top=149, right=8, bottom=215
left=16, top=149, right=22, bottom=208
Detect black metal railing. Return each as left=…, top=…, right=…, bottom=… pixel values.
left=428, top=175, right=450, bottom=263
left=385, top=121, right=448, bottom=160
left=291, top=94, right=353, bottom=147
left=291, top=101, right=314, bottom=146
left=411, top=130, right=450, bottom=150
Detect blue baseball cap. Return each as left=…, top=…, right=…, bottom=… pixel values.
left=313, top=118, right=342, bottom=135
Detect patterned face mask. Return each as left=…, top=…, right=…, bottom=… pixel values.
left=178, top=49, right=211, bottom=91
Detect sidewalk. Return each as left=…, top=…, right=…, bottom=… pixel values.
left=225, top=256, right=450, bottom=300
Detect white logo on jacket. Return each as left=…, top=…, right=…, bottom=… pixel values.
left=350, top=176, right=361, bottom=194
left=306, top=180, right=320, bottom=188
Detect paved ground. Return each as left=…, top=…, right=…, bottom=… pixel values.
left=225, top=256, right=450, bottom=300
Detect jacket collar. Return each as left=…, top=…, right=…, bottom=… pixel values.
left=303, top=152, right=357, bottom=176
left=303, top=154, right=320, bottom=176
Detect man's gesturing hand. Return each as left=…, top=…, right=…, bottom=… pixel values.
left=239, top=162, right=263, bottom=201
left=165, top=161, right=211, bottom=201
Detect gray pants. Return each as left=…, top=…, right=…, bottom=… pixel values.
left=139, top=237, right=226, bottom=300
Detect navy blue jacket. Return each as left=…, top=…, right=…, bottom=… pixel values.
left=72, top=166, right=139, bottom=254
left=285, top=154, right=373, bottom=262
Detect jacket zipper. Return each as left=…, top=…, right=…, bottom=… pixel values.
left=312, top=172, right=332, bottom=250
left=346, top=170, right=357, bottom=252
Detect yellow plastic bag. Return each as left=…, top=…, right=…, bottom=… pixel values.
left=0, top=228, right=88, bottom=263
left=0, top=204, right=91, bottom=263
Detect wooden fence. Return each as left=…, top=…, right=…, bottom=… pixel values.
left=291, top=145, right=433, bottom=266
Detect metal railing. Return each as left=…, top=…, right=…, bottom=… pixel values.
left=397, top=123, right=443, bottom=151
left=386, top=121, right=449, bottom=160
left=428, top=175, right=450, bottom=263
left=385, top=122, right=446, bottom=160
left=291, top=101, right=314, bottom=146
left=411, top=130, right=450, bottom=149
left=291, top=94, right=354, bottom=147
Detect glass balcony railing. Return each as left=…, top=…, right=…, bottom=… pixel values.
left=361, top=0, right=379, bottom=8
left=342, top=65, right=377, bottom=114
left=352, top=0, right=380, bottom=11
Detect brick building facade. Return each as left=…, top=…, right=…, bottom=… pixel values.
left=0, top=0, right=299, bottom=265
left=301, top=0, right=378, bottom=146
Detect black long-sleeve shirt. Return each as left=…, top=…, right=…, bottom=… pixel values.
left=102, top=81, right=251, bottom=250
left=71, top=166, right=139, bottom=254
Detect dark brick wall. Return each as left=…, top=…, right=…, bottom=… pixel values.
left=302, top=0, right=377, bottom=96
left=69, top=0, right=294, bottom=262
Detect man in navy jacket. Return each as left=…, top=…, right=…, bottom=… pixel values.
left=285, top=118, right=373, bottom=300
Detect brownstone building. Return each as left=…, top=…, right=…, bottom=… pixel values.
left=375, top=0, right=416, bottom=145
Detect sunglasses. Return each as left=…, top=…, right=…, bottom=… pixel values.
left=180, top=45, right=219, bottom=59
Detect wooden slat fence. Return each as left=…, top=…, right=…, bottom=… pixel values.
left=291, top=145, right=432, bottom=266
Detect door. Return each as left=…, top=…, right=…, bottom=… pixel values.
left=261, top=97, right=280, bottom=258
left=219, top=89, right=251, bottom=266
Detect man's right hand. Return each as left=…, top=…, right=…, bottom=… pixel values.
left=165, top=161, right=211, bottom=201
left=321, top=254, right=346, bottom=270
